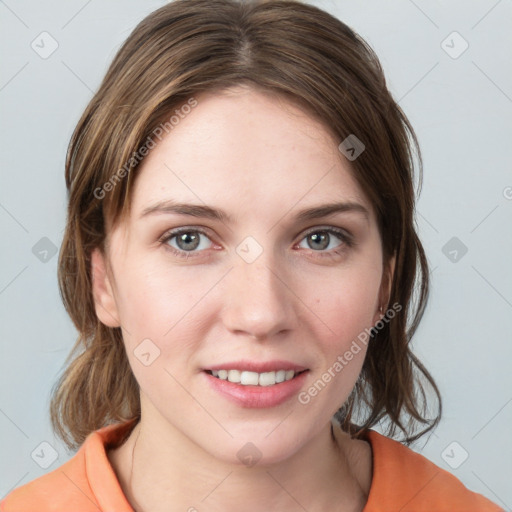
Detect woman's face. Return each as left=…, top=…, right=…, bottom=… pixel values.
left=92, top=86, right=393, bottom=465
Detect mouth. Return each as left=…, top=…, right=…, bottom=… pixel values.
left=204, top=368, right=308, bottom=387
left=202, top=361, right=310, bottom=408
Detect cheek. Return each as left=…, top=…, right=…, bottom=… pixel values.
left=113, top=261, right=213, bottom=403
left=296, top=268, right=380, bottom=412
left=306, top=262, right=382, bottom=346
left=112, top=259, right=215, bottom=350
left=111, top=259, right=233, bottom=411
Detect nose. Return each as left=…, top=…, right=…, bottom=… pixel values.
left=220, top=255, right=297, bottom=341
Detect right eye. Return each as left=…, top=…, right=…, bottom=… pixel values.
left=159, top=228, right=214, bottom=258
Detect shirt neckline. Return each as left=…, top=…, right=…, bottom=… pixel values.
left=86, top=418, right=384, bottom=511
left=85, top=418, right=138, bottom=511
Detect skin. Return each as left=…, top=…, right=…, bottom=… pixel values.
left=92, top=85, right=394, bottom=512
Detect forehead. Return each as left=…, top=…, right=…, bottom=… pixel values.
left=128, top=87, right=373, bottom=224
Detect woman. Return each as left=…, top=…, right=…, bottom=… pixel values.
left=1, top=0, right=502, bottom=510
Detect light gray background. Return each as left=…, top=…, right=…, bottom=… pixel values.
left=1, top=0, right=511, bottom=507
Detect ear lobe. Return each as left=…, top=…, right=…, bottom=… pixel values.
left=91, top=247, right=121, bottom=328
left=374, top=253, right=396, bottom=324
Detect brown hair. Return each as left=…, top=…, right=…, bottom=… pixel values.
left=52, top=0, right=441, bottom=450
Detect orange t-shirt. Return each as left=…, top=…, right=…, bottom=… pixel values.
left=1, top=419, right=503, bottom=511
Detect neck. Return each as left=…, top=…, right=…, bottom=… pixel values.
left=111, top=418, right=370, bottom=512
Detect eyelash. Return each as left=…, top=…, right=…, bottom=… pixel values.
left=158, top=226, right=354, bottom=261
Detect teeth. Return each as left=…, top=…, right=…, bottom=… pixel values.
left=227, top=369, right=241, bottom=383
left=241, top=371, right=259, bottom=385
left=258, top=372, right=275, bottom=387
left=209, top=369, right=298, bottom=386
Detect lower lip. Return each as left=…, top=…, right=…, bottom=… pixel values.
left=203, top=371, right=309, bottom=408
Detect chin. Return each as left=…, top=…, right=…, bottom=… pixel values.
left=200, top=421, right=318, bottom=468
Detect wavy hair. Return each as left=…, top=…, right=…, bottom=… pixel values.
left=51, top=0, right=441, bottom=450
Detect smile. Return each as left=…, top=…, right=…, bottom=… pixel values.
left=206, top=369, right=304, bottom=386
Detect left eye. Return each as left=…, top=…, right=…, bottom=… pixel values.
left=297, top=229, right=347, bottom=252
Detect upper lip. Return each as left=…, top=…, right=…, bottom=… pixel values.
left=205, top=360, right=308, bottom=373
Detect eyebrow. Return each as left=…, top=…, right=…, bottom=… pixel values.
left=139, top=200, right=369, bottom=223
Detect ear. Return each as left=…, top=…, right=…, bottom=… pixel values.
left=91, top=247, right=121, bottom=328
left=374, top=252, right=396, bottom=324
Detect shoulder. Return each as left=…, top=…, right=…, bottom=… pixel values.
left=361, top=429, right=504, bottom=511
left=0, top=420, right=136, bottom=512
left=0, top=443, right=98, bottom=512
